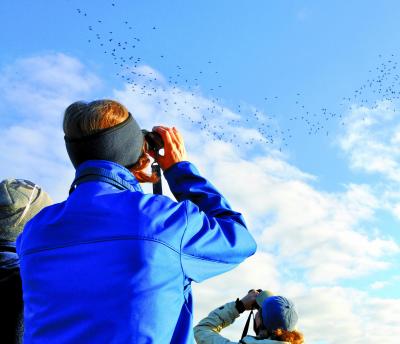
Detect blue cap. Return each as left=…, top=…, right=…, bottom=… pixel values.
left=261, top=296, right=298, bottom=332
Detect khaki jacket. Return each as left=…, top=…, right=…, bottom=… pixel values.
left=194, top=302, right=289, bottom=344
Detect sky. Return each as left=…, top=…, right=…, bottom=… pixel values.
left=1, top=0, right=400, bottom=343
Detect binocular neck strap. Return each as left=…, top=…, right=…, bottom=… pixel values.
left=151, top=162, right=163, bottom=195
left=240, top=310, right=254, bottom=340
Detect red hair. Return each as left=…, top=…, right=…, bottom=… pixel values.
left=270, top=328, right=304, bottom=344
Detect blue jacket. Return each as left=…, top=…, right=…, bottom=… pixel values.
left=16, top=160, right=257, bottom=344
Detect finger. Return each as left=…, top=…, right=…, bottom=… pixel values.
left=251, top=290, right=260, bottom=296
left=157, top=127, right=180, bottom=151
left=171, top=127, right=184, bottom=145
left=169, top=128, right=182, bottom=147
left=152, top=126, right=172, bottom=140
left=153, top=126, right=181, bottom=142
left=152, top=125, right=170, bottom=132
left=152, top=126, right=171, bottom=140
left=174, top=129, right=184, bottom=143
left=154, top=126, right=180, bottom=143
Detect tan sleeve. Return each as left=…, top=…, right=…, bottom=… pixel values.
left=194, top=301, right=240, bottom=344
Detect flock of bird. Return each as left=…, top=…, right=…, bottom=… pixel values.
left=74, top=2, right=400, bottom=151
left=343, top=56, right=400, bottom=110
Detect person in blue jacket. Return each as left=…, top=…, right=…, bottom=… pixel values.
left=16, top=99, right=257, bottom=344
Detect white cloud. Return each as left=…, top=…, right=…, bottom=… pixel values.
left=370, top=281, right=389, bottom=290
left=338, top=100, right=400, bottom=220
left=0, top=53, right=101, bottom=120
left=294, top=286, right=400, bottom=343
left=0, top=53, right=101, bottom=200
left=257, top=181, right=399, bottom=283
left=339, top=101, right=400, bottom=182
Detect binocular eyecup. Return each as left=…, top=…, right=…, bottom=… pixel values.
left=142, top=130, right=164, bottom=152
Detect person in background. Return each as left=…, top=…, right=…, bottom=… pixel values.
left=194, top=289, right=304, bottom=344
left=0, top=179, right=52, bottom=344
left=16, top=99, right=257, bottom=343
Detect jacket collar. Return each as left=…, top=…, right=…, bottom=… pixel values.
left=73, top=160, right=143, bottom=193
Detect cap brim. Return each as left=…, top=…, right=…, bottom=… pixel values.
left=256, top=290, right=274, bottom=308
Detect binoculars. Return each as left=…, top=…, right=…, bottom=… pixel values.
left=142, top=130, right=164, bottom=152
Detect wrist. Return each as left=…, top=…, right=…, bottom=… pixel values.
left=163, top=160, right=191, bottom=176
left=235, top=298, right=245, bottom=313
left=161, top=160, right=182, bottom=172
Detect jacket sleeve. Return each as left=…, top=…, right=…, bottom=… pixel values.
left=164, top=161, right=257, bottom=282
left=194, top=302, right=240, bottom=344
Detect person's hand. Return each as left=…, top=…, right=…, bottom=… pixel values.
left=240, top=289, right=260, bottom=311
left=147, top=126, right=188, bottom=171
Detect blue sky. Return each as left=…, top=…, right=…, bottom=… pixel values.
left=1, top=1, right=400, bottom=343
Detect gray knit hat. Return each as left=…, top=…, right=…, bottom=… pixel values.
left=0, top=179, right=53, bottom=241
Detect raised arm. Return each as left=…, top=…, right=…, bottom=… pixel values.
left=194, top=290, right=261, bottom=344
left=164, top=161, right=256, bottom=281
left=194, top=302, right=240, bottom=344
left=150, top=126, right=257, bottom=282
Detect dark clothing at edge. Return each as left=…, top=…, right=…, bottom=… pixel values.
left=0, top=240, right=23, bottom=344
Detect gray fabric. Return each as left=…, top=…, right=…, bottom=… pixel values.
left=65, top=113, right=144, bottom=169
left=0, top=179, right=53, bottom=241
